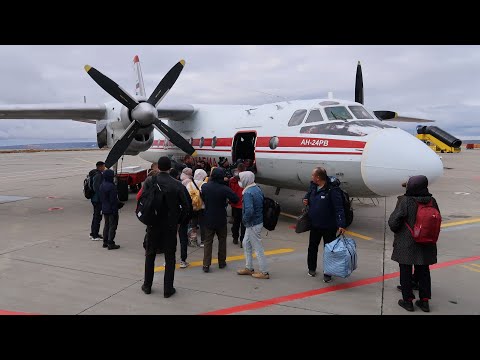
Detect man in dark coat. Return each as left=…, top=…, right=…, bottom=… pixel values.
left=99, top=169, right=120, bottom=250
left=201, top=167, right=239, bottom=272
left=141, top=156, right=189, bottom=298
left=388, top=175, right=440, bottom=312
left=90, top=161, right=105, bottom=241
left=303, top=167, right=346, bottom=283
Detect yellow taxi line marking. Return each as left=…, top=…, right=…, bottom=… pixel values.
left=345, top=230, right=373, bottom=241
left=442, top=217, right=480, bottom=228
left=281, top=211, right=373, bottom=240
left=280, top=212, right=298, bottom=220
left=469, top=263, right=480, bottom=268
left=461, top=265, right=480, bottom=273
left=154, top=248, right=295, bottom=272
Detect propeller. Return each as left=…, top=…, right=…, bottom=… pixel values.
left=84, top=60, right=196, bottom=169
left=354, top=61, right=434, bottom=123
left=355, top=61, right=364, bottom=105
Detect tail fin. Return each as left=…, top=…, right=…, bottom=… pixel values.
left=133, top=55, right=146, bottom=97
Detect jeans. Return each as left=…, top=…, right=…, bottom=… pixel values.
left=90, top=201, right=102, bottom=237
left=243, top=223, right=267, bottom=273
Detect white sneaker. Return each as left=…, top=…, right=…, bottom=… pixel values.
left=92, top=237, right=102, bottom=241
left=199, top=243, right=204, bottom=248
left=89, top=235, right=94, bottom=240
left=180, top=261, right=189, bottom=269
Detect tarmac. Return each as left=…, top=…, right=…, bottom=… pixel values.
left=0, top=149, right=479, bottom=315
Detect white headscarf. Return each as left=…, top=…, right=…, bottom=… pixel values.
left=193, top=169, right=207, bottom=186
left=239, top=171, right=256, bottom=194
left=181, top=167, right=193, bottom=187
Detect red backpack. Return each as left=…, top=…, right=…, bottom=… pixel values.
left=405, top=200, right=442, bottom=244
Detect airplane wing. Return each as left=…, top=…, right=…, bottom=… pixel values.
left=373, top=111, right=434, bottom=123
left=0, top=103, right=107, bottom=124
left=157, top=104, right=195, bottom=121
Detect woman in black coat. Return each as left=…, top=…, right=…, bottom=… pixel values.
left=388, top=175, right=441, bottom=312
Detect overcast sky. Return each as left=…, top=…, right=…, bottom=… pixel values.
left=0, top=45, right=479, bottom=144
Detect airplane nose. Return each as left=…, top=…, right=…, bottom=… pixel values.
left=361, top=128, right=443, bottom=196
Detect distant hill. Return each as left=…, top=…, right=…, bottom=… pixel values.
left=0, top=142, right=98, bottom=150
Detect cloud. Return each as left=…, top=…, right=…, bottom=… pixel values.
left=0, top=45, right=479, bottom=143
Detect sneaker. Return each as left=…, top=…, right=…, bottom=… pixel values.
left=307, top=270, right=316, bottom=277
left=398, top=299, right=414, bottom=312
left=218, top=262, right=227, bottom=269
left=102, top=243, right=108, bottom=248
left=141, top=284, right=151, bottom=295
left=415, top=299, right=430, bottom=312
left=237, top=268, right=254, bottom=275
left=92, top=236, right=102, bottom=241
left=180, top=261, right=189, bottom=269
left=252, top=272, right=270, bottom=279
left=89, top=235, right=94, bottom=240
left=323, top=274, right=332, bottom=283
left=107, top=244, right=120, bottom=250
left=199, top=243, right=204, bottom=248
left=202, top=265, right=210, bottom=273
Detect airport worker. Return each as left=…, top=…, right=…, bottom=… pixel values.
left=228, top=163, right=246, bottom=247
left=141, top=156, right=189, bottom=298
left=388, top=175, right=440, bottom=312
left=302, top=167, right=346, bottom=283
left=236, top=171, right=270, bottom=279
left=201, top=167, right=239, bottom=273
left=99, top=169, right=120, bottom=250
left=90, top=161, right=105, bottom=241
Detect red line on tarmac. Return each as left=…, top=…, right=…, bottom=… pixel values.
left=200, top=255, right=480, bottom=315
left=0, top=310, right=36, bottom=315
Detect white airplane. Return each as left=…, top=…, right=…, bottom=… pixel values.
left=0, top=56, right=443, bottom=201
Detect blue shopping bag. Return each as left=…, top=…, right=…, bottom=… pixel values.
left=323, top=235, right=357, bottom=278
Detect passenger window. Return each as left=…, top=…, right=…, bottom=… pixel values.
left=288, top=109, right=307, bottom=126
left=324, top=106, right=353, bottom=121
left=348, top=106, right=373, bottom=119
left=305, top=109, right=324, bottom=123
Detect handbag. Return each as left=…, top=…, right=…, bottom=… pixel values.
left=295, top=206, right=311, bottom=233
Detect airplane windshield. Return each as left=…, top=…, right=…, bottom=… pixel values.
left=300, top=120, right=395, bottom=136
left=324, top=106, right=353, bottom=121
left=305, top=109, right=324, bottom=123
left=348, top=106, right=373, bottom=119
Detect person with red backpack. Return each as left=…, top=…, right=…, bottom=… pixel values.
left=388, top=175, right=441, bottom=313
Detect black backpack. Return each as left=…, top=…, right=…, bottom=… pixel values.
left=135, top=176, right=166, bottom=226
left=263, top=196, right=281, bottom=231
left=327, top=177, right=353, bottom=228
left=83, top=169, right=98, bottom=199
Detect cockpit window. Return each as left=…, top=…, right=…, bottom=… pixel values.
left=305, top=109, right=324, bottom=123
left=348, top=106, right=373, bottom=119
left=288, top=109, right=307, bottom=126
left=300, top=120, right=395, bottom=136
left=324, top=106, right=353, bottom=121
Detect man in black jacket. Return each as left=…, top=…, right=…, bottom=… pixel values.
left=141, top=156, right=190, bottom=298
left=303, top=167, right=346, bottom=283
left=201, top=167, right=239, bottom=272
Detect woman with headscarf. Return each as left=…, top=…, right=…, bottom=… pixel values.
left=187, top=169, right=208, bottom=247
left=236, top=171, right=269, bottom=279
left=181, top=167, right=193, bottom=187
left=388, top=175, right=441, bottom=312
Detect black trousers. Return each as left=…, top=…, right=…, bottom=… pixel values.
left=90, top=202, right=102, bottom=237
left=307, top=227, right=337, bottom=273
left=231, top=207, right=246, bottom=242
left=399, top=264, right=431, bottom=301
left=103, top=213, right=119, bottom=245
left=203, top=225, right=228, bottom=267
left=178, top=221, right=188, bottom=262
left=144, top=226, right=177, bottom=294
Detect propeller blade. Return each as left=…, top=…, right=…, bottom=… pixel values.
left=84, top=65, right=139, bottom=110
left=153, top=118, right=196, bottom=156
left=147, top=60, right=186, bottom=107
left=355, top=61, right=364, bottom=104
left=105, top=120, right=141, bottom=168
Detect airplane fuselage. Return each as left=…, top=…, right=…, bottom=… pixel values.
left=138, top=98, right=444, bottom=198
